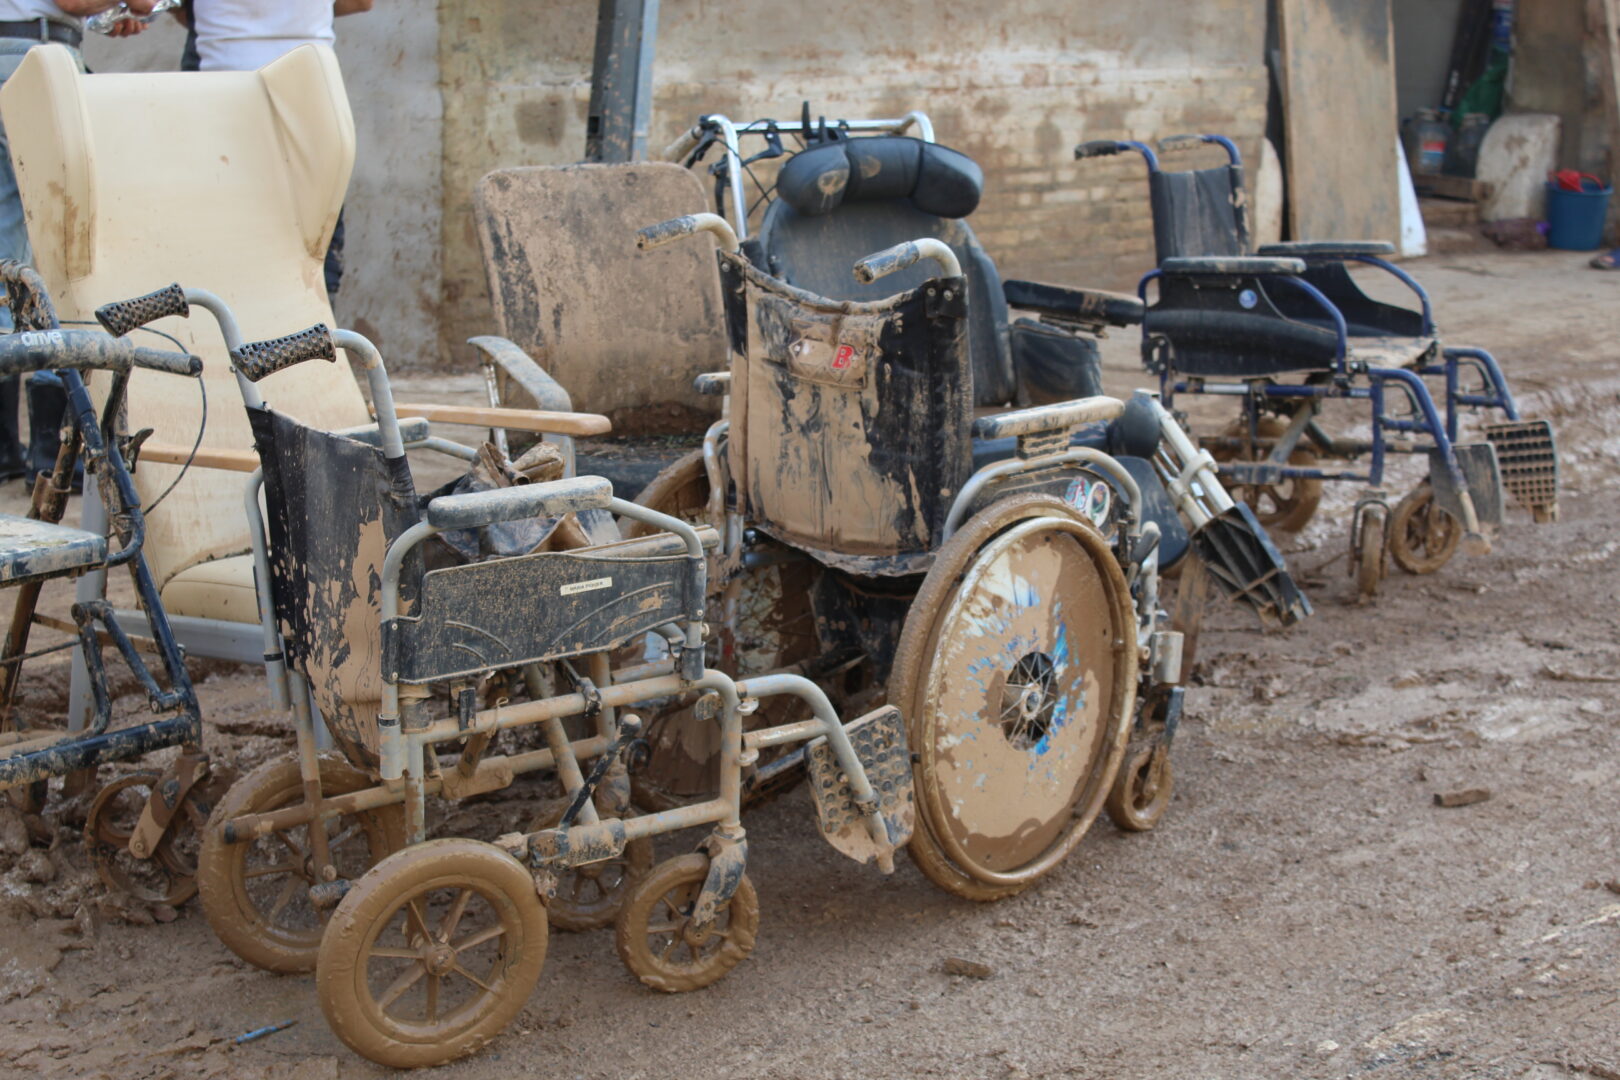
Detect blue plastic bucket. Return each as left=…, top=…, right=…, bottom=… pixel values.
left=1545, top=180, right=1612, bottom=250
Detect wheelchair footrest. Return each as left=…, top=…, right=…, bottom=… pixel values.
left=1191, top=503, right=1313, bottom=628
left=805, top=705, right=914, bottom=867
left=1485, top=420, right=1559, bottom=521
left=1428, top=443, right=1504, bottom=532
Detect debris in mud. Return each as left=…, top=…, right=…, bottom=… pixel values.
left=941, top=957, right=994, bottom=979
left=1540, top=664, right=1620, bottom=684
left=1434, top=788, right=1492, bottom=808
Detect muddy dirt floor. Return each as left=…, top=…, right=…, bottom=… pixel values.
left=0, top=249, right=1617, bottom=1080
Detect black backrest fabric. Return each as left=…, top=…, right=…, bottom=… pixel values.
left=757, top=198, right=1017, bottom=406
left=249, top=406, right=421, bottom=768
left=1008, top=318, right=1104, bottom=404
left=775, top=137, right=983, bottom=219
left=1148, top=164, right=1250, bottom=262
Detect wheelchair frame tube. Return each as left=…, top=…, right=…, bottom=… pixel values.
left=942, top=447, right=1145, bottom=546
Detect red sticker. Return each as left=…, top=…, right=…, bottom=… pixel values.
left=832, top=344, right=855, bottom=369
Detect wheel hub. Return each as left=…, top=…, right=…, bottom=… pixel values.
left=1000, top=651, right=1058, bottom=751
left=421, top=942, right=456, bottom=976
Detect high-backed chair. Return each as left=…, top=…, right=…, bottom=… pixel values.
left=2, top=43, right=368, bottom=636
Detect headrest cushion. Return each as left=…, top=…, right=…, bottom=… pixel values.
left=775, top=136, right=982, bottom=219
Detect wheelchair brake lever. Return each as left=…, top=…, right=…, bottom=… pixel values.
left=557, top=713, right=644, bottom=830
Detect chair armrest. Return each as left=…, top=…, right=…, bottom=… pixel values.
left=393, top=402, right=611, bottom=437
left=1161, top=256, right=1306, bottom=276
left=694, top=372, right=730, bottom=396
left=136, top=443, right=259, bottom=473
left=468, top=335, right=574, bottom=413
left=426, top=475, right=614, bottom=530
left=972, top=396, right=1125, bottom=440
left=1003, top=279, right=1145, bottom=328
left=1255, top=240, right=1395, bottom=257
left=335, top=417, right=431, bottom=447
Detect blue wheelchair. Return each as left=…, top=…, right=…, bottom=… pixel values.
left=1075, top=133, right=1559, bottom=596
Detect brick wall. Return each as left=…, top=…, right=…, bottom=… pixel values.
left=437, top=0, right=1268, bottom=372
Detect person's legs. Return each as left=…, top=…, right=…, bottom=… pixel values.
left=324, top=205, right=345, bottom=298
left=0, top=43, right=38, bottom=481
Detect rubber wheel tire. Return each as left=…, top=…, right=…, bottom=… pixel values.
left=84, top=771, right=208, bottom=906
left=1389, top=482, right=1461, bottom=575
left=614, top=852, right=759, bottom=993
left=1355, top=512, right=1387, bottom=599
left=1211, top=417, right=1324, bottom=533
left=888, top=494, right=1137, bottom=903
left=316, top=838, right=549, bottom=1069
left=198, top=754, right=403, bottom=973
left=1105, top=745, right=1174, bottom=833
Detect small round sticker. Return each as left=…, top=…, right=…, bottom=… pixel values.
left=1238, top=288, right=1259, bottom=309
left=1064, top=477, right=1113, bottom=528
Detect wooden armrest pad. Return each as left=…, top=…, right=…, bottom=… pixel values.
left=138, top=443, right=259, bottom=472
left=393, top=402, right=612, bottom=436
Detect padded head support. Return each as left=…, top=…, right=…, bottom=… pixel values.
left=776, top=137, right=983, bottom=219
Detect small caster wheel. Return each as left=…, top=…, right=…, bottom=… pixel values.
left=1352, top=510, right=1388, bottom=600
left=1106, top=743, right=1174, bottom=833
left=315, top=838, right=549, bottom=1069
left=84, top=772, right=206, bottom=906
left=1389, top=483, right=1461, bottom=575
left=199, top=753, right=402, bottom=973
left=526, top=800, right=653, bottom=932
left=615, top=852, right=758, bottom=993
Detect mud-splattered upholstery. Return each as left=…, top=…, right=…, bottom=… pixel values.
left=0, top=43, right=369, bottom=621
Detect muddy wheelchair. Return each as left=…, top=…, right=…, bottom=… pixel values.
left=1074, top=134, right=1560, bottom=596
left=85, top=278, right=915, bottom=1066
left=0, top=264, right=224, bottom=905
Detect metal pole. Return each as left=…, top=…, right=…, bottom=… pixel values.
left=584, top=0, right=661, bottom=163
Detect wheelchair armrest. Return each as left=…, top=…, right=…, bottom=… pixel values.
left=1255, top=240, right=1396, bottom=257
left=335, top=417, right=432, bottom=447
left=468, top=335, right=574, bottom=413
left=393, top=402, right=611, bottom=437
left=427, top=475, right=614, bottom=530
left=1161, top=256, right=1306, bottom=277
left=1003, top=279, right=1145, bottom=328
left=135, top=442, right=259, bottom=472
left=694, top=372, right=730, bottom=396
left=972, top=396, right=1125, bottom=440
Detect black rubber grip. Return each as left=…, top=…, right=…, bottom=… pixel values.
left=95, top=284, right=189, bottom=337
left=1158, top=134, right=1206, bottom=154
left=230, top=324, right=337, bottom=383
left=1074, top=140, right=1123, bottom=159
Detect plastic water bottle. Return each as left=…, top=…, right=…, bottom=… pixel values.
left=85, top=0, right=181, bottom=34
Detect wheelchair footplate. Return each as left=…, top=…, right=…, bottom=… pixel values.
left=804, top=705, right=914, bottom=866
left=1484, top=419, right=1559, bottom=522
left=1429, top=443, right=1505, bottom=534
left=1190, top=503, right=1313, bottom=628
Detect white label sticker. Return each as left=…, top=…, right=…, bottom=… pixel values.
left=560, top=576, right=613, bottom=596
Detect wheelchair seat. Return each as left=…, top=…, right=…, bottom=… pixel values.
left=0, top=515, right=108, bottom=585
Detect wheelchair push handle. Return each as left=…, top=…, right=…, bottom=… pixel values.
left=636, top=213, right=740, bottom=254
left=1156, top=133, right=1241, bottom=164
left=1074, top=139, right=1127, bottom=159
left=231, top=324, right=338, bottom=383
left=853, top=238, right=962, bottom=284
left=0, top=327, right=200, bottom=379
left=94, top=283, right=190, bottom=337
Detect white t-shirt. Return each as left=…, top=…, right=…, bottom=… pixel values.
left=195, top=0, right=334, bottom=72
left=0, top=2, right=80, bottom=29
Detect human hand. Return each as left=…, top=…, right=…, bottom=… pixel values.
left=105, top=15, right=147, bottom=36
left=124, top=0, right=157, bottom=13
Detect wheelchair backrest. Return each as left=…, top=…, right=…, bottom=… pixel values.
left=250, top=406, right=421, bottom=769
left=0, top=44, right=371, bottom=591
left=718, top=249, right=973, bottom=567
left=1148, top=163, right=1252, bottom=263
left=755, top=136, right=1018, bottom=407
left=474, top=163, right=726, bottom=434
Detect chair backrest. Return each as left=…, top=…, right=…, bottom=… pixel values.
left=718, top=249, right=972, bottom=570
left=755, top=135, right=1017, bottom=407
left=251, top=406, right=419, bottom=768
left=1147, top=164, right=1252, bottom=262
left=1, top=44, right=370, bottom=589
left=473, top=163, right=726, bottom=435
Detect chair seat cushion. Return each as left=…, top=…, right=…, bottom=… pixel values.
left=0, top=514, right=107, bottom=584
left=160, top=553, right=260, bottom=624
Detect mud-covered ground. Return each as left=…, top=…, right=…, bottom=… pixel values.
left=0, top=249, right=1617, bottom=1080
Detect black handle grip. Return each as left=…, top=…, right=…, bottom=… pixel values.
left=95, top=284, right=189, bottom=337
left=1158, top=134, right=1205, bottom=154
left=230, top=324, right=337, bottom=383
left=1074, top=140, right=1124, bottom=159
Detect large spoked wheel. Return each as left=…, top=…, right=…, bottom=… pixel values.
left=622, top=450, right=821, bottom=811
left=526, top=800, right=653, bottom=932
left=316, top=838, right=549, bottom=1070
left=614, top=852, right=759, bottom=993
left=889, top=495, right=1138, bottom=902
left=198, top=754, right=403, bottom=973
left=1389, top=482, right=1461, bottom=575
left=84, top=771, right=210, bottom=906
left=1211, top=416, right=1324, bottom=533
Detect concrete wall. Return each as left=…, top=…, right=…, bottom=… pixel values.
left=438, top=0, right=1269, bottom=370
left=79, top=5, right=442, bottom=369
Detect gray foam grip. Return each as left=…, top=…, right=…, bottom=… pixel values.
left=231, top=324, right=337, bottom=383
left=95, top=283, right=189, bottom=337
